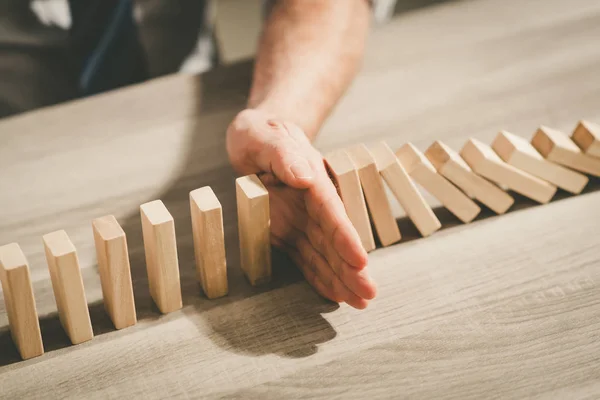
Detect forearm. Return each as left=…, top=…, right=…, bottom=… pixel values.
left=248, top=0, right=371, bottom=140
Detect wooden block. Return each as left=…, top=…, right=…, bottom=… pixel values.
left=43, top=230, right=93, bottom=345
left=368, top=142, right=441, bottom=237
left=532, top=126, right=600, bottom=177
left=236, top=175, right=271, bottom=286
left=140, top=200, right=183, bottom=314
left=0, top=243, right=44, bottom=359
left=396, top=143, right=481, bottom=223
left=346, top=144, right=401, bottom=247
left=92, top=215, right=137, bottom=329
left=425, top=141, right=514, bottom=214
left=325, top=150, right=376, bottom=251
left=460, top=139, right=557, bottom=204
left=190, top=187, right=228, bottom=299
left=493, top=131, right=588, bottom=194
left=571, top=120, right=600, bottom=158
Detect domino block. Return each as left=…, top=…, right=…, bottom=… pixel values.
left=493, top=131, right=588, bottom=194
left=532, top=126, right=600, bottom=177
left=368, top=142, right=441, bottom=237
left=140, top=200, right=183, bottom=314
left=425, top=141, right=514, bottom=214
left=0, top=243, right=44, bottom=359
left=346, top=144, right=401, bottom=247
left=190, top=187, right=228, bottom=299
left=92, top=215, right=137, bottom=329
left=460, top=139, right=557, bottom=204
left=396, top=143, right=481, bottom=223
left=43, top=230, right=93, bottom=345
left=325, top=150, right=376, bottom=251
left=571, top=120, right=600, bottom=158
left=236, top=174, right=271, bottom=286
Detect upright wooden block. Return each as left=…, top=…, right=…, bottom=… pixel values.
left=190, top=187, right=228, bottom=299
left=0, top=243, right=44, bottom=359
left=571, top=120, right=600, bottom=158
left=346, top=144, right=401, bottom=247
left=325, top=150, right=376, bottom=252
left=92, top=215, right=137, bottom=329
left=425, top=141, right=514, bottom=214
left=460, top=139, right=557, bottom=204
left=396, top=143, right=481, bottom=223
left=236, top=174, right=271, bottom=286
left=493, top=131, right=588, bottom=194
left=140, top=200, right=183, bottom=314
left=532, top=126, right=600, bottom=177
left=43, top=230, right=93, bottom=345
left=368, top=142, right=441, bottom=237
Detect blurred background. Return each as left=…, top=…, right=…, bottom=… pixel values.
left=0, top=0, right=447, bottom=119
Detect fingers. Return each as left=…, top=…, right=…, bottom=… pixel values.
left=304, top=219, right=377, bottom=300
left=305, top=177, right=369, bottom=269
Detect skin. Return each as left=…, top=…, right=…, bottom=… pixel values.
left=226, top=0, right=377, bottom=309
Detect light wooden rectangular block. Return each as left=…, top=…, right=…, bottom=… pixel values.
left=346, top=144, right=401, bottom=247
left=190, top=187, right=228, bottom=299
left=236, top=174, right=271, bottom=286
left=43, top=230, right=93, bottom=345
left=571, top=120, right=600, bottom=158
left=140, top=200, right=183, bottom=314
left=0, top=243, right=44, bottom=359
left=325, top=150, right=376, bottom=251
left=368, top=142, right=441, bottom=237
left=396, top=143, right=481, bottom=223
left=460, top=139, right=557, bottom=204
left=425, top=141, right=514, bottom=214
left=532, top=126, right=600, bottom=177
left=92, top=215, right=137, bottom=329
left=493, top=131, right=588, bottom=194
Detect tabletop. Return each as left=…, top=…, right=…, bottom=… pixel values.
left=1, top=0, right=599, bottom=398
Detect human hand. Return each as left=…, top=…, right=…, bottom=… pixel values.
left=226, top=109, right=377, bottom=309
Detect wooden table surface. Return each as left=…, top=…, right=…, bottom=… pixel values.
left=1, top=0, right=600, bottom=398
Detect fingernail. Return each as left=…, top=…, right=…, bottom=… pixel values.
left=290, top=159, right=314, bottom=180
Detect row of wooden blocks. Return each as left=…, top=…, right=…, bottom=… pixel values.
left=326, top=122, right=600, bottom=250
left=0, top=175, right=272, bottom=360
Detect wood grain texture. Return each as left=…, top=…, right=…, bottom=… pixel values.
left=325, top=150, right=376, bottom=251
left=236, top=175, right=271, bottom=286
left=190, top=187, right=228, bottom=299
left=0, top=244, right=44, bottom=359
left=1, top=0, right=600, bottom=397
left=140, top=200, right=183, bottom=313
left=396, top=143, right=481, bottom=223
left=461, top=139, right=557, bottom=204
left=425, top=141, right=514, bottom=215
left=493, top=131, right=589, bottom=194
left=533, top=126, right=600, bottom=177
left=43, top=230, right=93, bottom=344
left=346, top=144, right=401, bottom=247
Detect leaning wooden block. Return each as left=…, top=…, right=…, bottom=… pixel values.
left=425, top=141, right=514, bottom=214
left=236, top=175, right=271, bottom=286
left=140, top=200, right=183, bottom=314
left=532, top=126, right=600, bottom=177
left=190, top=187, right=228, bottom=299
left=0, top=243, right=44, bottom=359
left=43, top=230, right=93, bottom=345
left=396, top=143, right=481, bottom=223
left=571, top=121, right=600, bottom=159
left=368, top=142, right=441, bottom=237
left=460, top=139, right=557, bottom=204
left=326, top=150, right=376, bottom=252
left=493, top=131, right=588, bottom=194
left=346, top=144, right=401, bottom=247
left=92, top=215, right=137, bottom=329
